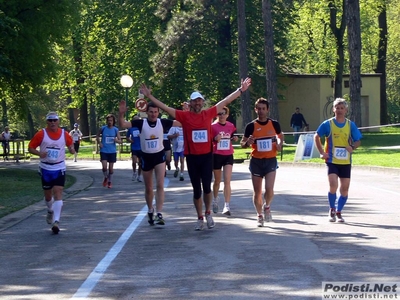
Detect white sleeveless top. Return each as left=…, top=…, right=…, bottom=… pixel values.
left=140, top=119, right=164, bottom=154
left=39, top=129, right=66, bottom=171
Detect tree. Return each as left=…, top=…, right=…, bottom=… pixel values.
left=328, top=0, right=346, bottom=98
left=346, top=0, right=362, bottom=125
left=237, top=0, right=251, bottom=130
left=261, top=0, right=279, bottom=120
left=374, top=1, right=388, bottom=125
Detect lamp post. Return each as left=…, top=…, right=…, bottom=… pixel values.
left=120, top=75, right=133, bottom=119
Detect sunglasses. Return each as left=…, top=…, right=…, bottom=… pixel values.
left=218, top=112, right=227, bottom=116
left=47, top=119, right=58, bottom=122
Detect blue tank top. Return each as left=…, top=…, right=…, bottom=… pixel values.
left=100, top=126, right=118, bottom=153
left=127, top=127, right=141, bottom=151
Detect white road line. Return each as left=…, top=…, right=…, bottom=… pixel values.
left=71, top=177, right=170, bottom=299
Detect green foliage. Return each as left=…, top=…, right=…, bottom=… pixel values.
left=2, top=0, right=400, bottom=135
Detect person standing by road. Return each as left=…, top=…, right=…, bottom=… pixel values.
left=126, top=115, right=143, bottom=182
left=167, top=124, right=185, bottom=181
left=163, top=125, right=172, bottom=176
left=96, top=114, right=122, bottom=189
left=139, top=77, right=252, bottom=231
left=28, top=112, right=75, bottom=234
left=119, top=102, right=180, bottom=226
left=290, top=107, right=308, bottom=144
left=69, top=123, right=83, bottom=162
left=211, top=106, right=238, bottom=216
left=314, top=98, right=362, bottom=223
left=1, top=126, right=12, bottom=160
left=240, top=98, right=284, bottom=227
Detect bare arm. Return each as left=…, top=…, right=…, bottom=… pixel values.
left=276, top=132, right=284, bottom=151
left=115, top=130, right=122, bottom=144
left=314, top=133, right=328, bottom=159
left=215, top=77, right=252, bottom=113
left=118, top=101, right=133, bottom=129
left=140, top=83, right=176, bottom=118
left=96, top=128, right=103, bottom=148
left=172, top=120, right=181, bottom=127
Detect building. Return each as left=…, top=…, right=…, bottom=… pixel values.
left=236, top=74, right=381, bottom=133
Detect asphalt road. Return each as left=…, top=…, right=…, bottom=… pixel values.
left=0, top=160, right=399, bottom=300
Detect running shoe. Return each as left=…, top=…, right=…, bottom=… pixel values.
left=195, top=218, right=204, bottom=231
left=102, top=177, right=108, bottom=187
left=257, top=215, right=264, bottom=227
left=108, top=182, right=112, bottom=189
left=51, top=221, right=60, bottom=234
left=329, top=208, right=336, bottom=222
left=205, top=213, right=215, bottom=229
left=212, top=197, right=219, bottom=214
left=174, top=167, right=179, bottom=178
left=46, top=210, right=54, bottom=224
left=132, top=173, right=137, bottom=181
left=222, top=206, right=231, bottom=216
left=336, top=212, right=345, bottom=223
left=148, top=211, right=154, bottom=226
left=137, top=175, right=142, bottom=182
left=179, top=175, right=184, bottom=181
left=155, top=213, right=165, bottom=225
left=263, top=205, right=272, bottom=222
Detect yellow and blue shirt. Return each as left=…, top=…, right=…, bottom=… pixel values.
left=316, top=118, right=362, bottom=164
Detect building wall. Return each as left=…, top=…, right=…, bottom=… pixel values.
left=236, top=74, right=381, bottom=133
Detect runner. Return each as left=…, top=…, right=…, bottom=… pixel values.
left=119, top=102, right=180, bottom=226
left=211, top=106, right=238, bottom=215
left=314, top=98, right=362, bottom=223
left=240, top=98, right=284, bottom=227
left=138, top=77, right=252, bottom=230
left=28, top=112, right=75, bottom=234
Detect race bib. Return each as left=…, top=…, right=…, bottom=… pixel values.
left=73, top=135, right=79, bottom=142
left=192, top=130, right=208, bottom=143
left=46, top=147, right=61, bottom=162
left=132, top=130, right=140, bottom=137
left=105, top=136, right=115, bottom=144
left=144, top=139, right=159, bottom=151
left=256, top=139, right=272, bottom=152
left=333, top=147, right=349, bottom=160
left=217, top=138, right=230, bottom=150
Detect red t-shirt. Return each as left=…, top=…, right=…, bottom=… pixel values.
left=175, top=106, right=217, bottom=155
left=29, top=128, right=74, bottom=149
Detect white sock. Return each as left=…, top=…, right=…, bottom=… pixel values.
left=45, top=197, right=54, bottom=211
left=225, top=202, right=230, bottom=208
left=52, top=200, right=63, bottom=222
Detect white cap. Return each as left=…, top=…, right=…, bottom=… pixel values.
left=190, top=91, right=205, bottom=101
left=46, top=112, right=59, bottom=120
left=74, top=123, right=79, bottom=127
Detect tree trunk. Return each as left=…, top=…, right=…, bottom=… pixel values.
left=346, top=0, right=362, bottom=126
left=262, top=0, right=279, bottom=121
left=27, top=111, right=34, bottom=139
left=375, top=4, right=388, bottom=125
left=237, top=0, right=252, bottom=130
left=328, top=0, right=346, bottom=98
left=72, top=35, right=89, bottom=136
left=0, top=98, right=7, bottom=128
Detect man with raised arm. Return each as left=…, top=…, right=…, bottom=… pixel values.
left=133, top=77, right=251, bottom=231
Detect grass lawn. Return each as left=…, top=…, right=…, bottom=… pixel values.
left=0, top=168, right=75, bottom=219
left=0, top=126, right=399, bottom=219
